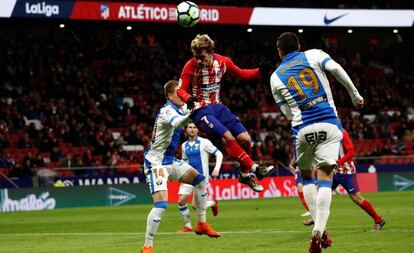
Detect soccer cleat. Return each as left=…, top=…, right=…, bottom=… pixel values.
left=177, top=226, right=193, bottom=233
left=238, top=173, right=264, bottom=192
left=309, top=235, right=322, bottom=253
left=303, top=218, right=315, bottom=226
left=211, top=199, right=219, bottom=216
left=373, top=219, right=385, bottom=231
left=141, top=245, right=154, bottom=253
left=321, top=231, right=332, bottom=249
left=254, top=165, right=274, bottom=180
left=301, top=211, right=311, bottom=217
left=195, top=222, right=221, bottom=238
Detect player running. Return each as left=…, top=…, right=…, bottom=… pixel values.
left=141, top=80, right=220, bottom=253
left=177, top=123, right=223, bottom=232
left=270, top=32, right=364, bottom=253
left=177, top=34, right=273, bottom=192
left=333, top=128, right=385, bottom=230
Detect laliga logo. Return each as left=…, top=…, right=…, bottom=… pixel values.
left=25, top=2, right=60, bottom=17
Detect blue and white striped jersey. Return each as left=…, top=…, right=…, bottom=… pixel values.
left=144, top=101, right=190, bottom=167
left=271, top=49, right=339, bottom=128
left=181, top=136, right=219, bottom=177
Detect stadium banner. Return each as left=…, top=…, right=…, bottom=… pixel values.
left=0, top=184, right=152, bottom=212
left=11, top=0, right=75, bottom=19
left=57, top=173, right=147, bottom=187
left=356, top=172, right=378, bottom=193
left=0, top=0, right=17, bottom=18
left=249, top=8, right=414, bottom=27
left=2, top=1, right=413, bottom=27
left=70, top=1, right=253, bottom=24
left=377, top=172, right=414, bottom=192
left=167, top=177, right=298, bottom=203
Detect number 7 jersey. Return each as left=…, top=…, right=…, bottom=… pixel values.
left=270, top=49, right=338, bottom=128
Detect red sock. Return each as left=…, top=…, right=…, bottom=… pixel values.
left=298, top=191, right=309, bottom=211
left=244, top=142, right=252, bottom=157
left=360, top=200, right=382, bottom=223
left=225, top=139, right=254, bottom=173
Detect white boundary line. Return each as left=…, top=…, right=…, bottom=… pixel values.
left=1, top=228, right=413, bottom=236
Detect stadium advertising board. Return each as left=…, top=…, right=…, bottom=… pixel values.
left=0, top=184, right=152, bottom=212
left=70, top=1, right=253, bottom=24
left=11, top=0, right=75, bottom=19
left=168, top=177, right=298, bottom=203
left=1, top=0, right=413, bottom=27
left=377, top=172, right=414, bottom=192
left=58, top=173, right=147, bottom=187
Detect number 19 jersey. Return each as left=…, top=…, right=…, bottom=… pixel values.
left=270, top=49, right=339, bottom=128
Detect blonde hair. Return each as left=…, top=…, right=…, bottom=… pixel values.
left=191, top=34, right=215, bottom=53
left=164, top=80, right=179, bottom=99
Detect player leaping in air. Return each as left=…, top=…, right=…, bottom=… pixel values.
left=141, top=80, right=220, bottom=253
left=270, top=32, right=364, bottom=253
left=177, top=34, right=273, bottom=192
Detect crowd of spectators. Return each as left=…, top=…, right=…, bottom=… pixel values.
left=0, top=23, right=413, bottom=177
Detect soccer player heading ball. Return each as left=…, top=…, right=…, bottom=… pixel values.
left=177, top=34, right=274, bottom=192
left=270, top=32, right=364, bottom=253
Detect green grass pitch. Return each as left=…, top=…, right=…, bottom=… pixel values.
left=0, top=191, right=413, bottom=253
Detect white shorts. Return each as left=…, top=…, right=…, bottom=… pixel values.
left=144, top=158, right=193, bottom=194
left=293, top=122, right=343, bottom=171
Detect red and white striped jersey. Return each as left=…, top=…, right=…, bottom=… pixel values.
left=177, top=53, right=260, bottom=107
left=336, top=129, right=357, bottom=174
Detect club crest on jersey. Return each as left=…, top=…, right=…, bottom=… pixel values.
left=216, top=70, right=223, bottom=79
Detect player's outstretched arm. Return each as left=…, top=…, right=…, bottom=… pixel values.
left=324, top=60, right=364, bottom=109
left=177, top=61, right=195, bottom=102
left=225, top=56, right=261, bottom=80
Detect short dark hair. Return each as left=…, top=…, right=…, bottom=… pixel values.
left=164, top=80, right=179, bottom=99
left=277, top=32, right=299, bottom=54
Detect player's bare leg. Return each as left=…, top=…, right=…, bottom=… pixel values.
left=180, top=168, right=220, bottom=238
left=349, top=192, right=385, bottom=230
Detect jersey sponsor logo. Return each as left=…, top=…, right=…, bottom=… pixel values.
left=100, top=3, right=110, bottom=19
left=25, top=1, right=59, bottom=17
left=324, top=13, right=348, bottom=25
left=299, top=95, right=328, bottom=111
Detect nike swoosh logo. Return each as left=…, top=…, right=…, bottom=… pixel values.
left=324, top=13, right=348, bottom=25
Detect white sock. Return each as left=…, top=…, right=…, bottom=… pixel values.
left=144, top=206, right=166, bottom=247
left=206, top=200, right=215, bottom=208
left=313, top=187, right=332, bottom=236
left=303, top=183, right=318, bottom=221
left=193, top=180, right=207, bottom=223
left=178, top=204, right=192, bottom=228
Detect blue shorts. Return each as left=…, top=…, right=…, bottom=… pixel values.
left=191, top=104, right=247, bottom=138
left=332, top=173, right=360, bottom=194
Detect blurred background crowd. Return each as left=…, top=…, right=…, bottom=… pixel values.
left=0, top=6, right=413, bottom=178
